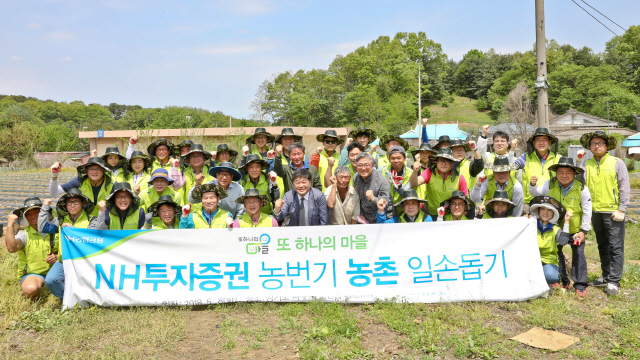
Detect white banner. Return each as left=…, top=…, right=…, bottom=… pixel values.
left=61, top=217, right=548, bottom=309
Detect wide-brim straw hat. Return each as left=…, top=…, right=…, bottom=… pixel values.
left=240, top=154, right=269, bottom=170
left=236, top=188, right=271, bottom=204
left=147, top=138, right=176, bottom=158
left=192, top=183, right=228, bottom=202
left=209, top=162, right=242, bottom=182
left=148, top=195, right=182, bottom=217
left=580, top=130, right=617, bottom=149
left=247, top=127, right=276, bottom=144
left=529, top=196, right=566, bottom=225
left=548, top=156, right=584, bottom=174
left=393, top=189, right=427, bottom=207
left=411, top=143, right=437, bottom=157
left=316, top=129, right=344, bottom=145
left=57, top=188, right=95, bottom=215
left=450, top=139, right=470, bottom=152
left=527, top=127, right=558, bottom=145
left=348, top=127, right=377, bottom=142
left=486, top=155, right=518, bottom=173
left=428, top=148, right=460, bottom=163
left=380, top=134, right=410, bottom=152
left=275, top=128, right=303, bottom=143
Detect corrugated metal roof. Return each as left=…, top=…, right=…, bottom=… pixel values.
left=623, top=132, right=640, bottom=147
left=400, top=124, right=468, bottom=140
left=487, top=123, right=536, bottom=134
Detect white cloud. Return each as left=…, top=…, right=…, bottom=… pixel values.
left=10, top=56, right=22, bottom=61
left=212, top=0, right=274, bottom=16
left=58, top=56, right=72, bottom=61
left=27, top=22, right=42, bottom=30
left=48, top=30, right=76, bottom=41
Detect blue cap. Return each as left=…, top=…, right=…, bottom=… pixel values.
left=148, top=168, right=174, bottom=185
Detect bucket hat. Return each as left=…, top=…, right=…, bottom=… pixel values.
left=105, top=182, right=140, bottom=202
left=56, top=188, right=95, bottom=215
left=527, top=127, right=558, bottom=145
left=147, top=195, right=181, bottom=217
left=348, top=127, right=377, bottom=143
left=235, top=188, right=271, bottom=204
left=147, top=138, right=176, bottom=159
left=240, top=154, right=269, bottom=170
left=78, top=157, right=111, bottom=173
left=174, top=139, right=194, bottom=157
left=148, top=168, right=174, bottom=185
left=184, top=144, right=211, bottom=160
left=450, top=139, right=471, bottom=152
left=486, top=155, right=518, bottom=173
left=410, top=143, right=437, bottom=158
left=209, top=161, right=242, bottom=181
left=275, top=128, right=303, bottom=143
left=215, top=144, right=238, bottom=161
left=529, top=195, right=566, bottom=225
left=191, top=183, right=228, bottom=202
left=379, top=134, right=409, bottom=152
left=247, top=127, right=276, bottom=144
left=428, top=147, right=460, bottom=163
left=548, top=156, right=584, bottom=174
left=580, top=130, right=617, bottom=149
left=101, top=147, right=126, bottom=163
left=435, top=135, right=452, bottom=148
left=13, top=197, right=43, bottom=218
left=127, top=151, right=153, bottom=171
left=485, top=190, right=515, bottom=208
left=316, top=129, right=344, bottom=145
left=440, top=190, right=473, bottom=210
left=393, top=189, right=427, bottom=207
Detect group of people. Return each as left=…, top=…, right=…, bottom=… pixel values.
left=7, top=120, right=629, bottom=301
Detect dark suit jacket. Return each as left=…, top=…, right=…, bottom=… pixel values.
left=274, top=187, right=329, bottom=226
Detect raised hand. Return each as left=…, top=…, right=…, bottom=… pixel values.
left=316, top=146, right=323, bottom=155
left=477, top=204, right=486, bottom=216
left=576, top=150, right=586, bottom=161
left=413, top=155, right=422, bottom=171
left=182, top=204, right=191, bottom=217
left=565, top=209, right=573, bottom=223
left=267, top=150, right=275, bottom=159
left=437, top=206, right=446, bottom=217
left=144, top=212, right=154, bottom=224
left=329, top=175, right=337, bottom=185
left=468, top=140, right=476, bottom=151
left=529, top=176, right=538, bottom=187
left=370, top=144, right=378, bottom=154
left=172, top=158, right=180, bottom=168
left=226, top=216, right=234, bottom=227
left=345, top=138, right=353, bottom=146
left=51, top=162, right=61, bottom=174
left=422, top=118, right=429, bottom=127
left=275, top=145, right=283, bottom=156
left=97, top=200, right=107, bottom=213
left=327, top=157, right=335, bottom=167
left=366, top=190, right=375, bottom=202
left=195, top=173, right=205, bottom=186
left=211, top=151, right=217, bottom=161
left=7, top=214, right=18, bottom=225
left=133, top=185, right=141, bottom=195
left=476, top=174, right=487, bottom=187
left=242, top=145, right=250, bottom=156
left=376, top=198, right=387, bottom=211
left=274, top=199, right=284, bottom=213
left=511, top=139, right=519, bottom=149
left=129, top=136, right=139, bottom=145
left=269, top=171, right=277, bottom=182
left=482, top=125, right=490, bottom=136
left=43, top=198, right=53, bottom=206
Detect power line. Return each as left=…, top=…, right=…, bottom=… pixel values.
left=570, top=0, right=619, bottom=37
left=579, top=0, right=626, bottom=32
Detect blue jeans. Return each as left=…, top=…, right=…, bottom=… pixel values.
left=44, top=262, right=65, bottom=300
left=20, top=274, right=45, bottom=284
left=542, top=263, right=559, bottom=284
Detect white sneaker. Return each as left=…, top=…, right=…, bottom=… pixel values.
left=605, top=283, right=619, bottom=296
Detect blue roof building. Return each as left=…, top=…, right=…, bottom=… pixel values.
left=400, top=124, right=469, bottom=147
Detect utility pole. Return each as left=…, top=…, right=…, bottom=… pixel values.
left=535, top=0, right=550, bottom=129
left=607, top=101, right=610, bottom=132
left=229, top=115, right=232, bottom=128
left=418, top=62, right=421, bottom=124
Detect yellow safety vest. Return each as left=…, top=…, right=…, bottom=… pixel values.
left=152, top=159, right=172, bottom=172
left=191, top=208, right=230, bottom=228
left=17, top=226, right=57, bottom=279
left=485, top=153, right=516, bottom=179
left=237, top=213, right=275, bottom=228
left=538, top=225, right=561, bottom=265
left=79, top=176, right=114, bottom=217
left=140, top=187, right=183, bottom=211
left=241, top=175, right=274, bottom=214
left=180, top=166, right=214, bottom=205
left=427, top=171, right=461, bottom=216
left=382, top=164, right=413, bottom=208
left=585, top=153, right=620, bottom=212
left=318, top=150, right=340, bottom=192
left=399, top=210, right=429, bottom=223
left=522, top=151, right=559, bottom=203
left=548, top=181, right=583, bottom=234
left=151, top=216, right=177, bottom=229
left=458, top=158, right=478, bottom=189
left=484, top=174, right=518, bottom=203
left=444, top=214, right=471, bottom=221
left=108, top=208, right=141, bottom=230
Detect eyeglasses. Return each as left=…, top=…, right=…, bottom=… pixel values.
left=217, top=172, right=232, bottom=178
left=450, top=202, right=466, bottom=208
left=591, top=141, right=606, bottom=147
left=324, top=139, right=337, bottom=144
left=67, top=199, right=82, bottom=205
left=356, top=163, right=372, bottom=169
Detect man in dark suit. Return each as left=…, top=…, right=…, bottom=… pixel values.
left=274, top=169, right=329, bottom=226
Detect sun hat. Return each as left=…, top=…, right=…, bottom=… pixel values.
left=316, top=129, right=344, bottom=145
left=147, top=195, right=181, bottom=217
left=147, top=138, right=176, bottom=159
left=56, top=188, right=95, bottom=215
left=486, top=155, right=518, bottom=173
left=240, top=154, right=269, bottom=170
left=393, top=189, right=427, bottom=207
left=450, top=139, right=470, bottom=152
left=379, top=134, right=410, bottom=152
left=215, top=144, right=238, bottom=161
left=275, top=128, right=303, bottom=144
left=209, top=161, right=242, bottom=182
left=191, top=183, right=228, bottom=202
left=247, top=127, right=276, bottom=144
left=548, top=156, right=584, bottom=174
left=435, top=135, right=452, bottom=148
left=580, top=130, right=617, bottom=149
left=348, top=127, right=377, bottom=143
left=428, top=147, right=460, bottom=163
left=101, top=147, right=126, bottom=163
left=235, top=188, right=270, bottom=204
left=148, top=168, right=174, bottom=185
left=410, top=143, right=437, bottom=158
left=529, top=195, right=566, bottom=225
left=127, top=151, right=153, bottom=171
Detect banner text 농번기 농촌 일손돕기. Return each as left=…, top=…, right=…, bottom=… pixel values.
left=60, top=217, right=548, bottom=309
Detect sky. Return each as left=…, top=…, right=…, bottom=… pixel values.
left=1, top=0, right=638, bottom=119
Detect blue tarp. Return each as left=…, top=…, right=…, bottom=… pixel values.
left=622, top=133, right=640, bottom=147
left=400, top=124, right=469, bottom=140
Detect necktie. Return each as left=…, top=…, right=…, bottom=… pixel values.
left=299, top=197, right=306, bottom=226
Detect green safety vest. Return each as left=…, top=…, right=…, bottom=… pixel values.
left=399, top=210, right=429, bottom=223
left=415, top=167, right=428, bottom=201
left=458, top=159, right=478, bottom=189
left=241, top=174, right=274, bottom=214
left=17, top=226, right=58, bottom=279
left=56, top=211, right=94, bottom=261
left=108, top=208, right=141, bottom=230
left=427, top=171, right=460, bottom=216
left=538, top=225, right=561, bottom=265
left=585, top=153, right=620, bottom=212
left=382, top=164, right=413, bottom=207
left=318, top=150, right=340, bottom=192
left=180, top=166, right=214, bottom=205
left=191, top=208, right=230, bottom=228
left=484, top=152, right=516, bottom=179
left=139, top=187, right=183, bottom=211
left=444, top=214, right=470, bottom=221
left=549, top=181, right=583, bottom=234
left=522, top=151, right=559, bottom=203
left=118, top=171, right=151, bottom=193
left=237, top=213, right=275, bottom=228
left=347, top=163, right=356, bottom=187
left=151, top=216, right=177, bottom=229
left=152, top=159, right=172, bottom=172
left=255, top=150, right=285, bottom=200
left=79, top=176, right=114, bottom=217
left=484, top=174, right=518, bottom=203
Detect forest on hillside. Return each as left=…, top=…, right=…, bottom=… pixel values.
left=0, top=26, right=638, bottom=162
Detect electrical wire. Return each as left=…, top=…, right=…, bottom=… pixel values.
left=579, top=0, right=626, bottom=31
left=570, top=0, right=619, bottom=37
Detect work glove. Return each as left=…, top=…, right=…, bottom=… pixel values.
left=182, top=204, right=191, bottom=218
left=612, top=210, right=625, bottom=222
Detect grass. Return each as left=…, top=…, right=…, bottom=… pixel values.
left=1, top=225, right=639, bottom=359
left=425, top=96, right=494, bottom=134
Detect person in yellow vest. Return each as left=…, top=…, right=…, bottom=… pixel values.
left=529, top=156, right=591, bottom=297
left=5, top=197, right=58, bottom=300
left=180, top=183, right=233, bottom=228
left=436, top=191, right=474, bottom=221
left=311, top=129, right=343, bottom=191
left=450, top=139, right=484, bottom=190
left=147, top=138, right=176, bottom=171
left=324, top=166, right=360, bottom=225
left=479, top=190, right=514, bottom=219
left=513, top=127, right=561, bottom=213
left=378, top=134, right=409, bottom=170
left=528, top=196, right=574, bottom=294
left=477, top=125, right=518, bottom=180
left=409, top=147, right=469, bottom=217
left=375, top=189, right=433, bottom=223
left=49, top=157, right=114, bottom=217
left=96, top=182, right=146, bottom=230
left=379, top=146, right=413, bottom=212
left=339, top=127, right=379, bottom=168
left=471, top=155, right=523, bottom=217
left=102, top=146, right=129, bottom=182
left=239, top=127, right=276, bottom=169
left=168, top=144, right=213, bottom=203
left=212, top=143, right=239, bottom=168
left=141, top=195, right=181, bottom=229
left=174, top=139, right=194, bottom=170
left=577, top=130, right=630, bottom=296
left=37, top=189, right=99, bottom=300
left=410, top=142, right=437, bottom=200
left=324, top=142, right=363, bottom=188
left=139, top=168, right=183, bottom=211
left=125, top=151, right=153, bottom=194
left=239, top=154, right=279, bottom=214
left=231, top=188, right=279, bottom=228
left=434, top=135, right=451, bottom=149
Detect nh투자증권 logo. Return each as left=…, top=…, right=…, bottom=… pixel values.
left=246, top=233, right=270, bottom=255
